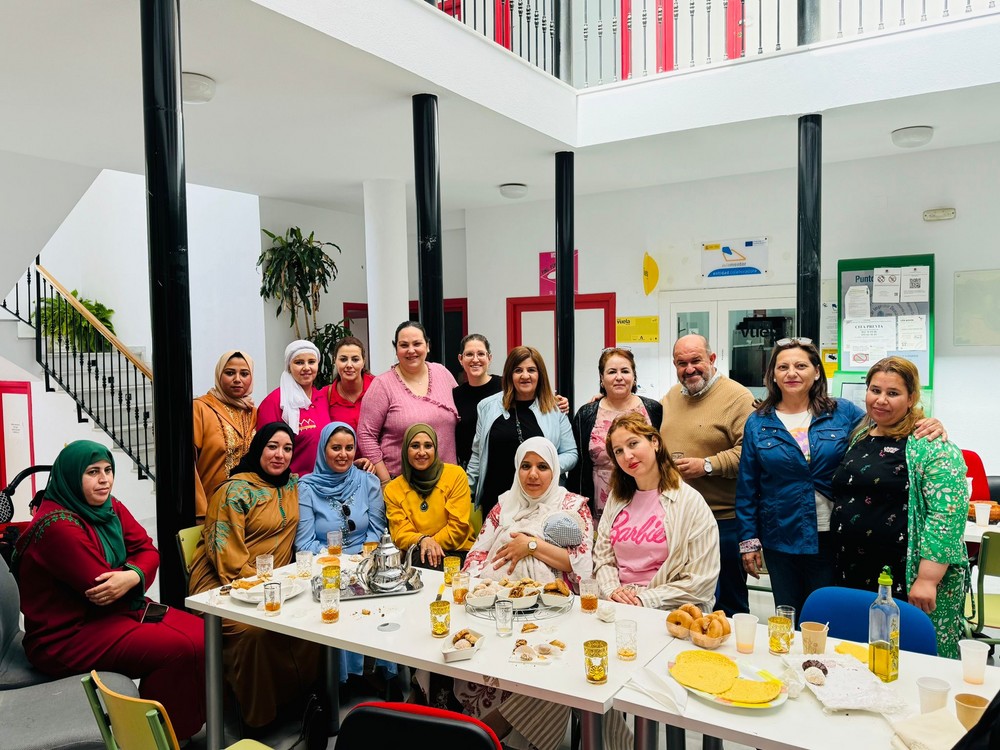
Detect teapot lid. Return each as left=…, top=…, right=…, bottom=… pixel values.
left=374, top=530, right=398, bottom=556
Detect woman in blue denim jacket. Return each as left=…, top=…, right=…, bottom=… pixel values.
left=736, top=339, right=943, bottom=615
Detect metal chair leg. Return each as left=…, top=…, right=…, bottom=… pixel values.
left=664, top=724, right=686, bottom=750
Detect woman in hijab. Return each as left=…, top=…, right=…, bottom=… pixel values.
left=188, top=422, right=319, bottom=730
left=13, top=441, right=206, bottom=740
left=384, top=423, right=474, bottom=569
left=257, top=340, right=330, bottom=478
left=193, top=349, right=257, bottom=522
left=296, top=422, right=386, bottom=556
left=295, top=421, right=397, bottom=693
left=463, top=436, right=593, bottom=585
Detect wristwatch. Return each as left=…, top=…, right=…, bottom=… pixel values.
left=703, top=458, right=713, bottom=476
left=527, top=538, right=538, bottom=554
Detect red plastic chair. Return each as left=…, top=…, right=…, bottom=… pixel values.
left=337, top=701, right=501, bottom=750
left=964, top=450, right=990, bottom=502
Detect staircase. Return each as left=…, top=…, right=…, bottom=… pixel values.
left=1, top=257, right=155, bottom=480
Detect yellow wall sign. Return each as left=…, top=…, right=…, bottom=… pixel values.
left=616, top=316, right=660, bottom=343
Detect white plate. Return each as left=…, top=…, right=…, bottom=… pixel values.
left=670, top=658, right=788, bottom=710
left=230, top=580, right=305, bottom=604
left=442, top=630, right=485, bottom=662
left=540, top=591, right=574, bottom=607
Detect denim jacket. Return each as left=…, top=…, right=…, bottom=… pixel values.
left=735, top=398, right=865, bottom=555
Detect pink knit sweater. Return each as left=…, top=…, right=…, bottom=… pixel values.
left=357, top=362, right=459, bottom=476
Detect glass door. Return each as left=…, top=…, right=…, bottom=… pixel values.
left=719, top=299, right=796, bottom=399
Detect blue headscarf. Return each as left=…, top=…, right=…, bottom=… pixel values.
left=298, top=422, right=366, bottom=502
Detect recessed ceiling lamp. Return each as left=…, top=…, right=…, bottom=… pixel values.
left=499, top=183, right=528, bottom=200
left=182, top=72, right=216, bottom=104
left=890, top=126, right=933, bottom=149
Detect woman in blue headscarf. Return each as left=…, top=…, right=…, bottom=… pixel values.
left=13, top=440, right=206, bottom=739
left=296, top=422, right=397, bottom=692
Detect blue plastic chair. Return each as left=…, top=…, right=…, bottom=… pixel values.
left=800, top=586, right=938, bottom=656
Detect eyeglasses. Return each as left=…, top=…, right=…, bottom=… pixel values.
left=775, top=337, right=813, bottom=347
left=461, top=352, right=490, bottom=360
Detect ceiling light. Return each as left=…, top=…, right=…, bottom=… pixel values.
left=499, top=183, right=527, bottom=200
left=182, top=72, right=216, bottom=104
left=890, top=126, right=933, bottom=149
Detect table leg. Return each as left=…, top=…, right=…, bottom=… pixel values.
left=580, top=710, right=605, bottom=750
left=702, top=736, right=723, bottom=750
left=633, top=716, right=658, bottom=750
left=323, top=646, right=341, bottom=735
left=205, top=613, right=224, bottom=750
left=664, top=724, right=686, bottom=750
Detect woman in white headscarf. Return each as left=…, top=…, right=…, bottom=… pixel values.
left=256, top=340, right=330, bottom=478
left=462, top=436, right=593, bottom=585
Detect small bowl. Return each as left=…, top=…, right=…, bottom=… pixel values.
left=498, top=591, right=538, bottom=610
left=465, top=590, right=497, bottom=609
left=540, top=591, right=572, bottom=607
left=666, top=621, right=692, bottom=639
left=442, top=630, right=485, bottom=662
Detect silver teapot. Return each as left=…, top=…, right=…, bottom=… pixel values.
left=355, top=531, right=420, bottom=593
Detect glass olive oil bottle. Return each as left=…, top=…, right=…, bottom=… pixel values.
left=868, top=565, right=900, bottom=683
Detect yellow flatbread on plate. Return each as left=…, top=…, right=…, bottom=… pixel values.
left=668, top=650, right=740, bottom=695
left=718, top=677, right=783, bottom=704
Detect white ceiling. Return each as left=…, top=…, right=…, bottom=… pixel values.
left=3, top=0, right=1000, bottom=218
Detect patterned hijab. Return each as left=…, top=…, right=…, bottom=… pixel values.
left=207, top=350, right=255, bottom=410
left=498, top=436, right=568, bottom=529
left=231, top=422, right=295, bottom=488
left=299, top=422, right=367, bottom=501
left=279, top=340, right=320, bottom=433
left=46, top=441, right=126, bottom=567
left=401, top=423, right=444, bottom=499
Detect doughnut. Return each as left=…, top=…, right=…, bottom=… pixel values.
left=691, top=617, right=724, bottom=639
left=713, top=614, right=732, bottom=636
left=680, top=603, right=703, bottom=620
left=667, top=610, right=694, bottom=629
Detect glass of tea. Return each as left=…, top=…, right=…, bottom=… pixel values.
left=430, top=600, right=451, bottom=638
left=362, top=540, right=379, bottom=557
left=263, top=582, right=282, bottom=617
left=443, top=556, right=460, bottom=586
left=255, top=553, right=274, bottom=580
left=321, top=562, right=341, bottom=590
left=326, top=529, right=343, bottom=556
left=320, top=587, right=340, bottom=623
left=452, top=572, right=470, bottom=605
left=615, top=619, right=637, bottom=661
left=584, top=640, right=608, bottom=684
left=579, top=579, right=599, bottom=614
left=295, top=550, right=313, bottom=578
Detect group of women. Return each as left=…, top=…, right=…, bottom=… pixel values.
left=8, top=328, right=972, bottom=745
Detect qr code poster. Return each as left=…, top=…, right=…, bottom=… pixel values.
left=900, top=266, right=930, bottom=302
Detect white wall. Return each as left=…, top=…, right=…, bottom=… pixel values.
left=465, top=141, right=1000, bottom=469
left=40, top=170, right=268, bottom=398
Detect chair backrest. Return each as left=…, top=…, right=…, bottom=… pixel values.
left=338, top=701, right=502, bottom=750
left=0, top=554, right=22, bottom=659
left=176, top=525, right=202, bottom=585
left=969, top=531, right=1000, bottom=634
left=800, top=586, right=938, bottom=656
left=963, top=449, right=990, bottom=502
left=82, top=669, right=180, bottom=750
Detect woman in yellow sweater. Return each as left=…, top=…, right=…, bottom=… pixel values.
left=384, top=423, right=474, bottom=568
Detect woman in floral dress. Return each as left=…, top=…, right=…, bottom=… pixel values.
left=832, top=356, right=969, bottom=658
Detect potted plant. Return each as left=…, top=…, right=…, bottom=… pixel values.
left=258, top=226, right=341, bottom=340
left=35, top=290, right=116, bottom=353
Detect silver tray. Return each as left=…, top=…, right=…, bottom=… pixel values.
left=310, top=572, right=424, bottom=602
left=465, top=594, right=573, bottom=622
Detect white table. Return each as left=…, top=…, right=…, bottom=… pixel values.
left=614, top=624, right=1000, bottom=750
left=964, top=520, right=999, bottom=543
left=186, top=563, right=677, bottom=750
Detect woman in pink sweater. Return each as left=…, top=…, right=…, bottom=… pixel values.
left=357, top=321, right=459, bottom=489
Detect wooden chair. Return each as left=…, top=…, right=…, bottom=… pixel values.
left=82, top=670, right=271, bottom=750
left=337, top=701, right=501, bottom=750
left=175, top=525, right=202, bottom=587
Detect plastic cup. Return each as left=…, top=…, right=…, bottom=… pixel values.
left=959, top=639, right=990, bottom=684
left=955, top=693, right=989, bottom=730
left=733, top=613, right=758, bottom=654
left=916, top=676, right=950, bottom=713
left=584, top=640, right=608, bottom=684
left=974, top=502, right=992, bottom=527
left=580, top=579, right=599, bottom=614
left=616, top=619, right=638, bottom=661
left=255, top=554, right=273, bottom=579
left=295, top=550, right=313, bottom=577
left=801, top=621, right=829, bottom=654
left=494, top=599, right=514, bottom=637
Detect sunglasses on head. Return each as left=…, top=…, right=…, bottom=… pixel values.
left=775, top=337, right=813, bottom=347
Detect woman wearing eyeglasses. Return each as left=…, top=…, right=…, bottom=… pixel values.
left=453, top=334, right=501, bottom=469
left=568, top=347, right=662, bottom=523
left=736, top=338, right=945, bottom=616
left=296, top=422, right=386, bottom=556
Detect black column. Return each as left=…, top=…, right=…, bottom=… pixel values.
left=797, top=114, right=822, bottom=342
left=555, top=151, right=575, bottom=407
left=413, top=94, right=444, bottom=364
left=140, top=0, right=194, bottom=607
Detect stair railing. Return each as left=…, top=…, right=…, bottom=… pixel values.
left=33, top=262, right=155, bottom=480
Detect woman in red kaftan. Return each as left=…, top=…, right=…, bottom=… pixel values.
left=12, top=441, right=206, bottom=740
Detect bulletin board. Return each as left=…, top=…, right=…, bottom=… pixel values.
left=837, top=254, right=934, bottom=387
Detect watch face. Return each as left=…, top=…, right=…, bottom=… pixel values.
left=528, top=540, right=537, bottom=550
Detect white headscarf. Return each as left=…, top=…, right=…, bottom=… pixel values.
left=279, top=340, right=320, bottom=433
left=498, top=436, right=568, bottom=529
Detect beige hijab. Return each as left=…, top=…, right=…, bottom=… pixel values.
left=208, top=350, right=255, bottom=411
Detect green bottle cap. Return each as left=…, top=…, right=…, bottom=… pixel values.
left=878, top=565, right=893, bottom=586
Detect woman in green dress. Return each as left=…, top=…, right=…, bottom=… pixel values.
left=831, top=356, right=969, bottom=658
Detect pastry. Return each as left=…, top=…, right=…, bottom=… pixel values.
left=521, top=622, right=539, bottom=633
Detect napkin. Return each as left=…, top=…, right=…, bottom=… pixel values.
left=626, top=665, right=688, bottom=714
left=889, top=707, right=966, bottom=750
